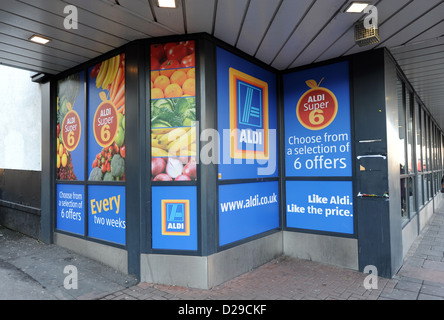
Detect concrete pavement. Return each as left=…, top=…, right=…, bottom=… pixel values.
left=1, top=203, right=444, bottom=300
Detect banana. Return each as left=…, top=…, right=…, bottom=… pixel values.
left=96, top=59, right=109, bottom=89
left=102, top=56, right=115, bottom=90
left=106, top=55, right=120, bottom=89
left=152, top=147, right=168, bottom=157
left=152, top=128, right=174, bottom=135
left=111, top=55, right=120, bottom=85
left=152, top=139, right=168, bottom=150
left=159, top=127, right=190, bottom=145
left=168, top=128, right=196, bottom=154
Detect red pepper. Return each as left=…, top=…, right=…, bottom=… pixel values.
left=120, top=145, right=126, bottom=158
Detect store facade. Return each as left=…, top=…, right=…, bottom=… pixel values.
left=39, top=33, right=443, bottom=289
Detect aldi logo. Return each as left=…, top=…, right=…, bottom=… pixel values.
left=229, top=68, right=269, bottom=160
left=161, top=200, right=190, bottom=236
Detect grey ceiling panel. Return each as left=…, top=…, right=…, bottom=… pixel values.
left=0, top=50, right=65, bottom=73
left=375, top=2, right=444, bottom=49
left=1, top=1, right=126, bottom=48
left=289, top=4, right=365, bottom=68
left=393, top=44, right=444, bottom=62
left=254, top=0, right=314, bottom=65
left=19, top=0, right=151, bottom=41
left=0, top=21, right=101, bottom=60
left=0, top=42, right=76, bottom=69
left=185, top=0, right=216, bottom=34
left=213, top=0, right=250, bottom=46
left=0, top=32, right=86, bottom=64
left=66, top=0, right=174, bottom=37
left=271, top=0, right=348, bottom=70
left=151, top=0, right=185, bottom=34
left=0, top=10, right=114, bottom=53
left=316, top=0, right=411, bottom=62
left=116, top=0, right=155, bottom=21
left=407, top=20, right=444, bottom=45
left=235, top=0, right=282, bottom=56
left=397, top=51, right=444, bottom=67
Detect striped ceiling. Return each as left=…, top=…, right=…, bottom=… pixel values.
left=0, top=0, right=443, bottom=127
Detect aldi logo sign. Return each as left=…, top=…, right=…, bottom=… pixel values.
left=229, top=68, right=269, bottom=160
left=161, top=200, right=190, bottom=236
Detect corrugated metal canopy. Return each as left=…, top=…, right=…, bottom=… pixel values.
left=0, top=0, right=443, bottom=127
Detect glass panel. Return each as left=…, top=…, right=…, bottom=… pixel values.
left=406, top=92, right=414, bottom=174
left=417, top=175, right=423, bottom=206
left=415, top=101, right=422, bottom=173
left=401, top=178, right=408, bottom=219
left=408, top=176, right=416, bottom=215
left=397, top=79, right=407, bottom=174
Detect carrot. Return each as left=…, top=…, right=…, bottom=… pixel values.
left=113, top=82, right=125, bottom=104
left=110, top=67, right=122, bottom=101
left=115, top=96, right=125, bottom=110
left=115, top=66, right=125, bottom=92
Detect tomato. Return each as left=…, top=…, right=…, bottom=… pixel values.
left=120, top=145, right=126, bottom=158
left=160, top=59, right=180, bottom=70
left=180, top=41, right=195, bottom=55
left=151, top=56, right=160, bottom=70
left=181, top=54, right=195, bottom=68
left=167, top=43, right=188, bottom=63
left=151, top=44, right=165, bottom=62
left=163, top=42, right=178, bottom=55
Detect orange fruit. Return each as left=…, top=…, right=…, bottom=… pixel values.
left=164, top=83, right=183, bottom=98
left=151, top=88, right=165, bottom=99
left=151, top=70, right=159, bottom=82
left=160, top=69, right=175, bottom=78
left=182, top=78, right=195, bottom=96
left=170, top=70, right=187, bottom=87
left=187, top=68, right=195, bottom=79
left=154, top=75, right=170, bottom=92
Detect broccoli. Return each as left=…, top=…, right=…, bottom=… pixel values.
left=88, top=167, right=103, bottom=181
left=103, top=172, right=114, bottom=181
left=111, top=155, right=125, bottom=179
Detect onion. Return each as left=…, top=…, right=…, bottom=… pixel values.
left=166, top=158, right=183, bottom=179
left=151, top=158, right=166, bottom=177
left=175, top=174, right=191, bottom=181
left=153, top=173, right=172, bottom=181
left=183, top=159, right=197, bottom=179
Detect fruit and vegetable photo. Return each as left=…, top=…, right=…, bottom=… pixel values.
left=56, top=72, right=84, bottom=181
left=150, top=41, right=197, bottom=182
left=88, top=53, right=126, bottom=182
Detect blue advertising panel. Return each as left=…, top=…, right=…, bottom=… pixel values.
left=217, top=47, right=278, bottom=180
left=88, top=54, right=126, bottom=182
left=57, top=71, right=85, bottom=181
left=152, top=186, right=198, bottom=251
left=284, top=61, right=351, bottom=177
left=56, top=184, right=85, bottom=235
left=88, top=185, right=126, bottom=245
left=219, top=181, right=279, bottom=246
left=286, top=180, right=354, bottom=234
